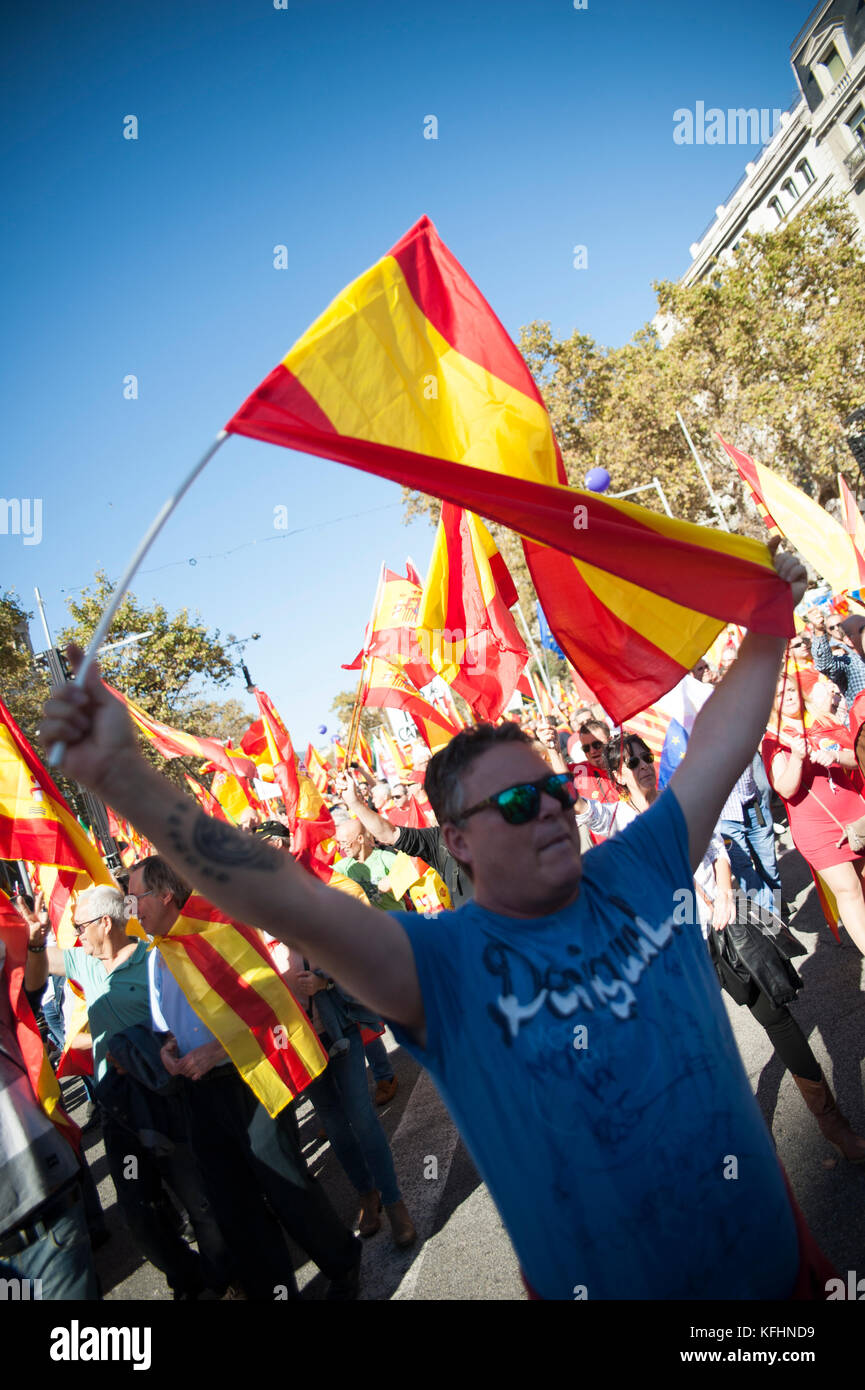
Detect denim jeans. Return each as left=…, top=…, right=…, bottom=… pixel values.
left=307, top=1025, right=401, bottom=1206
left=41, top=975, right=66, bottom=1051
left=364, top=1034, right=393, bottom=1083
left=0, top=1183, right=99, bottom=1300
left=720, top=800, right=782, bottom=914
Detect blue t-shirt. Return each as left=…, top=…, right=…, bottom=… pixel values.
left=386, top=791, right=799, bottom=1300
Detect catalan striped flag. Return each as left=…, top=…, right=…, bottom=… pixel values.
left=0, top=891, right=81, bottom=1149
left=838, top=474, right=865, bottom=589
left=226, top=216, right=792, bottom=722
left=718, top=435, right=862, bottom=596
left=156, top=895, right=328, bottom=1115
left=108, top=686, right=258, bottom=781
left=354, top=731, right=376, bottom=778
left=418, top=504, right=528, bottom=722
left=623, top=705, right=672, bottom=759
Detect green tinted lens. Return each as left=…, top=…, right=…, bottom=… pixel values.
left=495, top=783, right=541, bottom=824
left=544, top=774, right=575, bottom=808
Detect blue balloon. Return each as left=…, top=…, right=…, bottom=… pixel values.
left=585, top=467, right=611, bottom=492
left=317, top=724, right=327, bottom=736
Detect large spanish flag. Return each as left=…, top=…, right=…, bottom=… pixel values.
left=719, top=435, right=862, bottom=595
left=226, top=216, right=792, bottom=721
left=155, top=895, right=328, bottom=1115
left=419, top=503, right=528, bottom=722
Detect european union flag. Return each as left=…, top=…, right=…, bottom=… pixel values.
left=658, top=719, right=688, bottom=790
left=536, top=602, right=565, bottom=659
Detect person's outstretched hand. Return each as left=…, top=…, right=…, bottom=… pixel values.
left=768, top=536, right=807, bottom=607
left=39, top=645, right=139, bottom=799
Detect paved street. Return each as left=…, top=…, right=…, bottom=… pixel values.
left=68, top=823, right=864, bottom=1301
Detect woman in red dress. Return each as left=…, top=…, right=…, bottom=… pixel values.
left=762, top=668, right=865, bottom=956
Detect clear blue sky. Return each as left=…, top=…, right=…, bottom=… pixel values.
left=2, top=0, right=805, bottom=747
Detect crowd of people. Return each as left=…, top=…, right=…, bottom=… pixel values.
left=4, top=551, right=865, bottom=1301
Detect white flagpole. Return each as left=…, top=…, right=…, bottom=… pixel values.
left=48, top=431, right=229, bottom=766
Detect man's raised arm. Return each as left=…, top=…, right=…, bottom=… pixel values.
left=336, top=774, right=400, bottom=845
left=669, top=542, right=806, bottom=871
left=39, top=659, right=425, bottom=1036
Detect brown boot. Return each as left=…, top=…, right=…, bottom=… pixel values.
left=385, top=1199, right=417, bottom=1249
left=792, top=1074, right=865, bottom=1163
left=356, top=1190, right=382, bottom=1238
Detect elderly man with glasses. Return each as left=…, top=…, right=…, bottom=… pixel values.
left=23, top=883, right=227, bottom=1299
left=41, top=542, right=836, bottom=1300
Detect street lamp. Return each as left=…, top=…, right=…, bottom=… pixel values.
left=225, top=633, right=261, bottom=691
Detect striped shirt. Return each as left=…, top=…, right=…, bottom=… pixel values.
left=813, top=633, right=865, bottom=702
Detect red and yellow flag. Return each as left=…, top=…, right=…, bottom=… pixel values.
left=623, top=704, right=673, bottom=759
left=419, top=504, right=528, bottom=722
left=360, top=656, right=459, bottom=751
left=156, top=895, right=328, bottom=1115
left=838, top=474, right=865, bottom=589
left=0, top=699, right=112, bottom=885
left=108, top=686, right=258, bottom=781
left=184, top=773, right=233, bottom=823
left=226, top=216, right=792, bottom=722
left=719, top=436, right=862, bottom=595
left=343, top=567, right=436, bottom=692
left=254, top=689, right=337, bottom=879
left=305, top=742, right=330, bottom=794
left=0, top=891, right=81, bottom=1149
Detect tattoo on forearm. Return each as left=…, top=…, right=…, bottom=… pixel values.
left=163, top=801, right=279, bottom=881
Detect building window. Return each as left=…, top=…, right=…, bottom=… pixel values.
left=822, top=44, right=846, bottom=84
left=850, top=105, right=865, bottom=147
left=781, top=177, right=799, bottom=203
left=796, top=157, right=815, bottom=185
left=768, top=196, right=785, bottom=223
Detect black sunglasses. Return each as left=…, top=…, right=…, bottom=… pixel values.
left=581, top=740, right=604, bottom=753
left=459, top=773, right=577, bottom=826
left=73, top=915, right=102, bottom=935
left=625, top=750, right=654, bottom=770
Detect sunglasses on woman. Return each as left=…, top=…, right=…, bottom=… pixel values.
left=625, top=749, right=654, bottom=770
left=459, top=773, right=577, bottom=826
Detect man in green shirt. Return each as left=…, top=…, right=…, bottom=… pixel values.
left=334, top=818, right=404, bottom=910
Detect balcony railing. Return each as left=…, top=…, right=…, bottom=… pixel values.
left=845, top=141, right=865, bottom=182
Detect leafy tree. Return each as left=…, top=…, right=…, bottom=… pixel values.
left=330, top=688, right=384, bottom=742
left=0, top=591, right=48, bottom=750
left=56, top=573, right=248, bottom=789
left=405, top=197, right=865, bottom=554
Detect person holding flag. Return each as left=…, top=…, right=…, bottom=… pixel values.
left=41, top=540, right=846, bottom=1299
